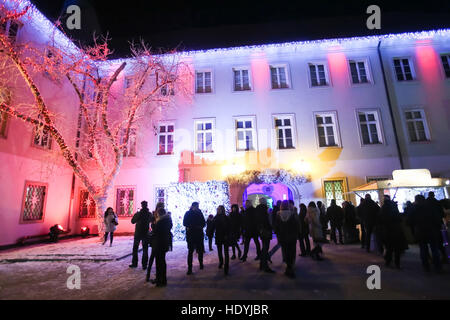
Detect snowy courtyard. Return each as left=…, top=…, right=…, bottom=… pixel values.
left=0, top=236, right=449, bottom=300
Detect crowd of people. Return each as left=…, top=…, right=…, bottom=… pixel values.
left=102, top=191, right=449, bottom=288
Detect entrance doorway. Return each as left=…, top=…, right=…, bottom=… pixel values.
left=243, top=183, right=293, bottom=209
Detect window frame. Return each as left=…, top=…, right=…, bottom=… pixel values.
left=31, top=124, right=52, bottom=151
left=321, top=178, right=349, bottom=208
left=233, top=115, right=258, bottom=152
left=157, top=121, right=175, bottom=156
left=20, top=181, right=48, bottom=224
left=115, top=185, right=137, bottom=217
left=403, top=108, right=432, bottom=143
left=439, top=53, right=450, bottom=79
left=355, top=109, right=385, bottom=146
left=348, top=58, right=373, bottom=85
left=120, top=128, right=137, bottom=157
left=313, top=111, right=342, bottom=148
left=194, top=118, right=216, bottom=154
left=272, top=114, right=297, bottom=151
left=232, top=66, right=253, bottom=92
left=307, top=61, right=331, bottom=88
left=0, top=110, right=8, bottom=139
left=195, top=69, right=214, bottom=94
left=1, top=19, right=22, bottom=43
left=154, top=185, right=168, bottom=208
left=78, top=189, right=97, bottom=219
left=392, top=57, right=417, bottom=82
left=269, top=64, right=291, bottom=89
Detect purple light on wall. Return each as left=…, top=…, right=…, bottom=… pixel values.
left=243, top=183, right=293, bottom=206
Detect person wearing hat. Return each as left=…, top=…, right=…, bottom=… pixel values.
left=130, top=200, right=152, bottom=269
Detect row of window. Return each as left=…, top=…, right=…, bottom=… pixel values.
left=192, top=55, right=450, bottom=94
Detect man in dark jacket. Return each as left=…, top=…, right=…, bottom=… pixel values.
left=151, top=208, right=173, bottom=287
left=130, top=201, right=152, bottom=269
left=183, top=202, right=206, bottom=275
left=255, top=198, right=275, bottom=273
left=240, top=200, right=261, bottom=262
left=327, top=199, right=344, bottom=244
left=427, top=192, right=447, bottom=264
left=379, top=195, right=406, bottom=268
left=362, top=194, right=380, bottom=252
left=409, top=194, right=443, bottom=272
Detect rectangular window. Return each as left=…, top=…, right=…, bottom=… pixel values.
left=1, top=19, right=21, bottom=43
left=314, top=112, right=340, bottom=147
left=274, top=115, right=295, bottom=149
left=158, top=123, right=174, bottom=155
left=308, top=63, right=329, bottom=87
left=270, top=65, right=289, bottom=89
left=116, top=187, right=135, bottom=217
left=124, top=76, right=133, bottom=89
left=233, top=68, right=251, bottom=91
left=393, top=58, right=415, bottom=81
left=195, top=71, right=212, bottom=93
left=349, top=60, right=370, bottom=84
left=195, top=119, right=214, bottom=153
left=21, top=182, right=47, bottom=222
left=323, top=180, right=345, bottom=207
left=235, top=117, right=256, bottom=151
left=33, top=126, right=52, bottom=150
left=405, top=109, right=430, bottom=142
left=155, top=187, right=167, bottom=206
left=441, top=54, right=450, bottom=78
left=120, top=128, right=136, bottom=157
left=357, top=111, right=383, bottom=145
left=160, top=84, right=175, bottom=96
left=79, top=190, right=96, bottom=218
left=0, top=111, right=8, bottom=138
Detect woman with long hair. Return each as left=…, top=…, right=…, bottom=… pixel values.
left=298, top=203, right=311, bottom=257
left=306, top=202, right=324, bottom=260
left=151, top=208, right=173, bottom=287
left=103, top=207, right=118, bottom=246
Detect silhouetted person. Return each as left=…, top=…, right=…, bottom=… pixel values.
left=240, top=200, right=261, bottom=262
left=206, top=214, right=214, bottom=252
left=327, top=199, right=344, bottom=244
left=103, top=207, right=118, bottom=247
left=427, top=191, right=447, bottom=264
left=273, top=200, right=300, bottom=278
left=130, top=201, right=152, bottom=269
left=229, top=204, right=242, bottom=259
left=183, top=202, right=206, bottom=275
left=146, top=202, right=163, bottom=282
left=298, top=203, right=311, bottom=257
left=361, top=194, right=380, bottom=252
left=256, top=198, right=275, bottom=273
left=343, top=201, right=358, bottom=244
left=306, top=201, right=324, bottom=260
left=151, top=208, right=173, bottom=287
left=409, top=194, right=443, bottom=272
left=379, top=195, right=406, bottom=268
left=356, top=198, right=366, bottom=248
left=211, top=205, right=231, bottom=275
left=317, top=201, right=328, bottom=242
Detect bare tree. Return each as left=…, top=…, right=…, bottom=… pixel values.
left=0, top=5, right=193, bottom=236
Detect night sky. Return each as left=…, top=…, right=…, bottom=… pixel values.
left=30, top=0, right=450, bottom=57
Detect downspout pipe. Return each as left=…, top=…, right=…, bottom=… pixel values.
left=377, top=39, right=405, bottom=169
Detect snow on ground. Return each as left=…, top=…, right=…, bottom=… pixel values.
left=0, top=236, right=449, bottom=300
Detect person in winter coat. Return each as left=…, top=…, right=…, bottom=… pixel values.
left=408, top=194, right=443, bottom=272
left=273, top=200, right=300, bottom=278
left=146, top=202, right=164, bottom=283
left=306, top=201, right=324, bottom=260
left=342, top=201, right=358, bottom=244
left=240, top=200, right=261, bottom=262
left=103, top=207, right=118, bottom=246
left=130, top=201, right=152, bottom=269
left=211, top=205, right=232, bottom=275
left=298, top=203, right=311, bottom=257
left=255, top=198, right=275, bottom=273
left=327, top=199, right=344, bottom=244
left=356, top=198, right=366, bottom=249
left=229, top=204, right=242, bottom=259
left=206, top=214, right=215, bottom=252
left=427, top=192, right=448, bottom=264
left=379, top=195, right=407, bottom=268
left=361, top=194, right=380, bottom=252
left=317, top=201, right=328, bottom=242
left=183, top=202, right=206, bottom=275
left=150, top=208, right=173, bottom=287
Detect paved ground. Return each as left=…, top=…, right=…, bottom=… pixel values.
left=0, top=236, right=448, bottom=300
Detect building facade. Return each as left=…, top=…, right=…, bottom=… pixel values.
left=1, top=2, right=449, bottom=245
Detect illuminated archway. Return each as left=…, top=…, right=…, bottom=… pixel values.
left=243, top=183, right=294, bottom=208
